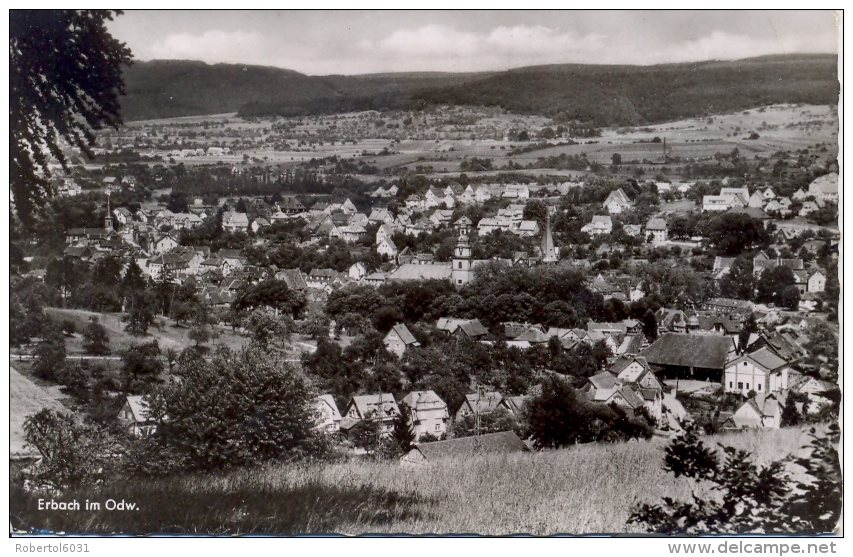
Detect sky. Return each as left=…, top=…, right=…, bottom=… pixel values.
left=107, top=10, right=840, bottom=75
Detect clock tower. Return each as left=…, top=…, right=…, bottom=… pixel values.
left=452, top=232, right=472, bottom=287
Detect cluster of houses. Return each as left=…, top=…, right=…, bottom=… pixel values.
left=702, top=174, right=837, bottom=218
left=373, top=182, right=531, bottom=207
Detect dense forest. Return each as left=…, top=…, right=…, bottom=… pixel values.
left=120, top=55, right=838, bottom=125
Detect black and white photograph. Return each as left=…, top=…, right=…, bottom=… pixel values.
left=7, top=9, right=842, bottom=538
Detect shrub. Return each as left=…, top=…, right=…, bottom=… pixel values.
left=149, top=346, right=325, bottom=471
left=628, top=423, right=841, bottom=534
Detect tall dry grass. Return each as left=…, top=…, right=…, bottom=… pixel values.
left=10, top=426, right=814, bottom=535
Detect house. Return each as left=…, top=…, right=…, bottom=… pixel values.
left=799, top=199, right=825, bottom=217
left=337, top=224, right=366, bottom=243
left=643, top=333, right=732, bottom=381
left=503, top=184, right=530, bottom=199
left=721, top=394, right=782, bottom=430
left=250, top=217, right=271, bottom=233
left=314, top=395, right=342, bottom=432
left=340, top=394, right=400, bottom=436
left=377, top=236, right=398, bottom=258
left=723, top=347, right=790, bottom=396
left=222, top=211, right=249, bottom=233
left=400, top=431, right=528, bottom=465
left=581, top=215, right=613, bottom=236
left=113, top=207, right=134, bottom=226
left=610, top=355, right=664, bottom=422
left=761, top=187, right=777, bottom=201
left=602, top=188, right=632, bottom=214
left=747, top=191, right=766, bottom=209
left=455, top=391, right=504, bottom=422
left=387, top=263, right=452, bottom=282
left=275, top=268, right=308, bottom=291
left=474, top=185, right=494, bottom=203
left=384, top=323, right=420, bottom=357
left=645, top=218, right=668, bottom=243
left=807, top=270, right=826, bottom=293
left=792, top=376, right=837, bottom=414
left=623, top=224, right=642, bottom=237
left=400, top=390, right=449, bottom=440
left=348, top=262, right=367, bottom=280
left=117, top=395, right=156, bottom=437
left=512, top=220, right=540, bottom=237
left=808, top=172, right=838, bottom=202
left=453, top=319, right=490, bottom=340
left=792, top=188, right=809, bottom=201
left=701, top=298, right=753, bottom=319
left=581, top=371, right=646, bottom=417
left=364, top=272, right=387, bottom=287
left=368, top=208, right=394, bottom=224
left=151, top=233, right=179, bottom=255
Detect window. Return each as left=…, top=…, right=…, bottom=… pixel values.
left=743, top=362, right=748, bottom=366
left=746, top=383, right=750, bottom=389
left=729, top=382, right=732, bottom=388
left=458, top=262, right=462, bottom=269
left=435, top=424, right=441, bottom=431
left=738, top=382, right=743, bottom=390
left=757, top=384, right=761, bottom=391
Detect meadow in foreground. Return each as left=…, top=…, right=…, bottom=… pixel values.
left=11, top=426, right=810, bottom=535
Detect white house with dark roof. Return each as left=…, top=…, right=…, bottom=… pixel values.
left=341, top=394, right=400, bottom=436
left=602, top=188, right=632, bottom=214
left=808, top=172, right=838, bottom=202
left=400, top=390, right=449, bottom=440
left=581, top=215, right=612, bottom=236
left=117, top=395, right=157, bottom=437
left=723, top=347, right=790, bottom=396
left=314, top=394, right=342, bottom=432
left=645, top=218, right=668, bottom=243
left=384, top=323, right=420, bottom=357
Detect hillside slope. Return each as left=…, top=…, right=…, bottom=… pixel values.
left=119, top=55, right=838, bottom=125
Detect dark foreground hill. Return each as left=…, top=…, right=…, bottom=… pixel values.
left=120, top=54, right=838, bottom=125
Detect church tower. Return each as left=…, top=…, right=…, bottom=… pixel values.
left=452, top=232, right=473, bottom=287
left=104, top=193, right=113, bottom=231
left=540, top=212, right=558, bottom=264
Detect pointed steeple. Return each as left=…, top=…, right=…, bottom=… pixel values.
left=104, top=192, right=113, bottom=231
left=540, top=212, right=558, bottom=263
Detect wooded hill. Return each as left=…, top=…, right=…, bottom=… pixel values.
left=120, top=54, right=838, bottom=126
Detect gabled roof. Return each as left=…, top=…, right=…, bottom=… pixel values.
left=276, top=269, right=307, bottom=290
left=388, top=323, right=419, bottom=346
left=124, top=395, right=153, bottom=423
left=643, top=333, right=731, bottom=370
left=645, top=218, right=667, bottom=231
left=603, top=188, right=632, bottom=206
left=349, top=394, right=399, bottom=419
left=463, top=391, right=503, bottom=414
left=457, top=320, right=489, bottom=338
left=405, top=430, right=528, bottom=462
left=588, top=371, right=619, bottom=390
left=401, top=390, right=447, bottom=412
left=316, top=394, right=342, bottom=422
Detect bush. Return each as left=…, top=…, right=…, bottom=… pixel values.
left=628, top=423, right=841, bottom=534
left=148, top=346, right=326, bottom=471
left=22, top=409, right=122, bottom=491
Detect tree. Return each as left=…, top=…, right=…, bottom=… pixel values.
left=642, top=309, right=658, bottom=342
left=755, top=266, right=797, bottom=306
left=522, top=199, right=548, bottom=224
left=242, top=308, right=293, bottom=349
left=122, top=289, right=157, bottom=335
left=706, top=213, right=770, bottom=256
left=23, top=409, right=119, bottom=490
left=719, top=256, right=755, bottom=300
left=392, top=402, right=416, bottom=452
left=150, top=347, right=323, bottom=470
left=781, top=392, right=801, bottom=427
left=121, top=340, right=163, bottom=392
left=82, top=316, right=110, bottom=355
left=33, top=333, right=67, bottom=381
left=10, top=10, right=133, bottom=227
left=629, top=423, right=841, bottom=534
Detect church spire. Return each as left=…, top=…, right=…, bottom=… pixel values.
left=541, top=211, right=558, bottom=263
left=104, top=192, right=113, bottom=231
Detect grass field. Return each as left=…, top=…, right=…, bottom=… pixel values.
left=43, top=308, right=249, bottom=355
left=10, top=426, right=814, bottom=535
left=10, top=366, right=72, bottom=458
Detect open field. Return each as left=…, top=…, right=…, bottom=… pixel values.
left=105, top=103, right=835, bottom=180
left=43, top=308, right=249, bottom=355
left=10, top=426, right=815, bottom=535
